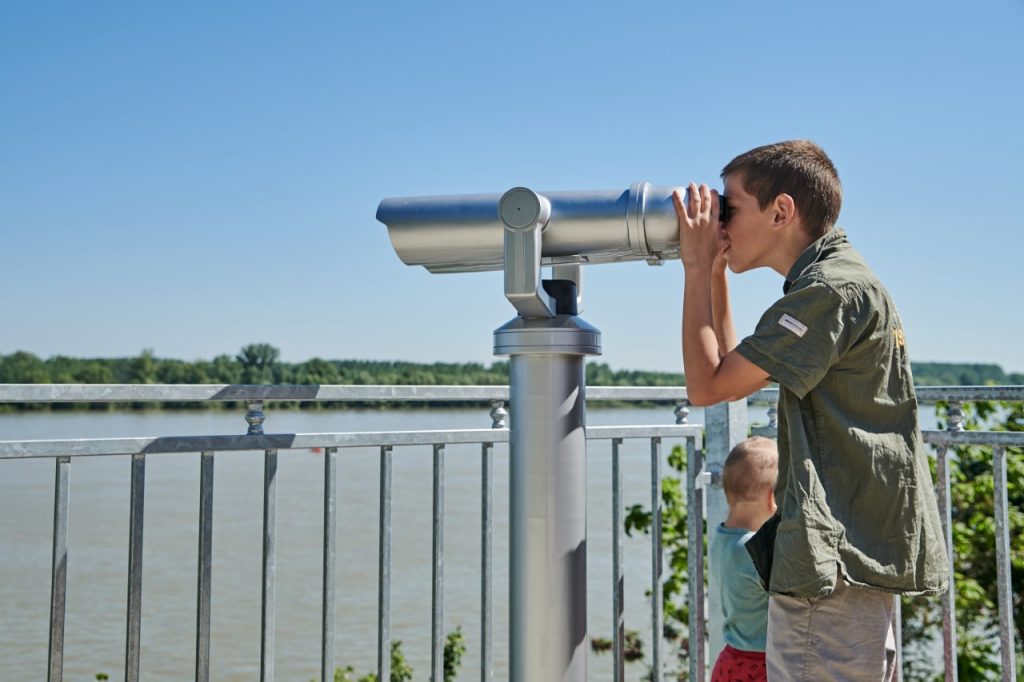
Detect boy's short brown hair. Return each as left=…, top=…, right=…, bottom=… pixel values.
left=721, top=140, right=842, bottom=239
left=722, top=436, right=778, bottom=504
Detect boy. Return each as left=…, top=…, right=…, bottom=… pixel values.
left=711, top=436, right=778, bottom=682
left=673, top=140, right=947, bottom=680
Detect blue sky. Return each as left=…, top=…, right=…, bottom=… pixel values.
left=2, top=1, right=1022, bottom=374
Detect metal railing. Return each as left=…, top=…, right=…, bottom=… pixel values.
left=0, top=384, right=1020, bottom=681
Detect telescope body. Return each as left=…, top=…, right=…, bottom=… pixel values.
left=376, top=182, right=683, bottom=273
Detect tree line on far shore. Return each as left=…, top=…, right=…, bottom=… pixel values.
left=0, top=344, right=1019, bottom=411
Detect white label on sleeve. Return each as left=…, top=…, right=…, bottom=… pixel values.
left=778, top=313, right=808, bottom=337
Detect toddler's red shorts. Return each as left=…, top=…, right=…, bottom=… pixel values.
left=711, top=644, right=767, bottom=682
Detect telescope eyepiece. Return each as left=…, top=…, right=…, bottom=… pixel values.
left=718, top=194, right=731, bottom=224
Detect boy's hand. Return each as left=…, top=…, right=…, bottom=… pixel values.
left=673, top=182, right=721, bottom=271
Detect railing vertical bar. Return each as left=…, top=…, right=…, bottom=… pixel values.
left=261, top=449, right=278, bottom=682
left=612, top=438, right=625, bottom=682
left=935, top=445, right=958, bottom=682
left=892, top=597, right=902, bottom=682
left=480, top=442, right=493, bottom=682
left=992, top=445, right=1016, bottom=681
left=125, top=453, right=146, bottom=682
left=377, top=446, right=393, bottom=682
left=687, top=437, right=705, bottom=682
left=650, top=437, right=663, bottom=682
left=47, top=456, right=70, bottom=682
left=321, top=447, right=338, bottom=682
left=431, top=443, right=446, bottom=682
left=195, top=451, right=215, bottom=682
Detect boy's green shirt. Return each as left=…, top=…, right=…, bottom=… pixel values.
left=736, top=229, right=948, bottom=598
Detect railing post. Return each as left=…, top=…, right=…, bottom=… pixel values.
left=260, top=449, right=278, bottom=682
left=651, top=437, right=663, bottom=681
left=481, top=441, right=494, bottom=682
left=377, top=445, right=393, bottom=682
left=611, top=438, right=625, bottom=682
left=321, top=447, right=338, bottom=682
left=936, top=445, right=958, bottom=682
left=431, top=443, right=446, bottom=682
left=125, top=453, right=146, bottom=682
left=47, top=456, right=70, bottom=682
left=195, top=451, right=214, bottom=682
left=686, top=437, right=705, bottom=682
left=701, top=400, right=748, bottom=677
left=992, top=445, right=1017, bottom=680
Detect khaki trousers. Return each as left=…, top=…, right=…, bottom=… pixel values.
left=766, top=574, right=897, bottom=682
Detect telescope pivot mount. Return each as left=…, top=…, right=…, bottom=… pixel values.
left=500, top=187, right=556, bottom=319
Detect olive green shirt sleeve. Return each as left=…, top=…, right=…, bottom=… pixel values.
left=735, top=283, right=850, bottom=399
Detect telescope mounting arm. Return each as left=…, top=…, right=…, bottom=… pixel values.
left=500, top=187, right=558, bottom=319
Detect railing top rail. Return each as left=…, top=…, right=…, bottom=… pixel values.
left=0, top=424, right=702, bottom=459
left=922, top=430, right=1024, bottom=447
left=1, top=383, right=1021, bottom=404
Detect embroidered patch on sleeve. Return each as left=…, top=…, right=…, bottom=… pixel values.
left=778, top=313, right=808, bottom=337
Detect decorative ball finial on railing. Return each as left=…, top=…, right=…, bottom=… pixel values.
left=674, top=399, right=690, bottom=425
left=245, top=400, right=266, bottom=435
left=490, top=400, right=508, bottom=429
left=946, top=401, right=965, bottom=432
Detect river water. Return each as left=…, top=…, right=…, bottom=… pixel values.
left=0, top=404, right=941, bottom=681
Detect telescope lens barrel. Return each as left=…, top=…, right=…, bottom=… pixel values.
left=376, top=183, right=725, bottom=274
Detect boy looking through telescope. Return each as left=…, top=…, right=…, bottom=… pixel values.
left=674, top=140, right=947, bottom=681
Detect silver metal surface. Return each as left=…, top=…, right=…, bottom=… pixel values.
left=196, top=451, right=214, bottom=682
left=481, top=442, right=494, bottom=682
left=4, top=382, right=1023, bottom=405
left=686, top=438, right=705, bottom=682
left=892, top=598, right=902, bottom=682
left=611, top=438, right=625, bottom=682
left=321, top=447, right=338, bottom=682
left=0, top=425, right=708, bottom=460
left=702, top=401, right=748, bottom=670
left=246, top=400, right=266, bottom=435
left=493, top=315, right=601, bottom=356
left=431, top=443, right=445, bottom=682
left=500, top=187, right=557, bottom=318
left=125, top=454, right=145, bottom=682
left=506, top=352, right=590, bottom=682
left=992, top=446, right=1017, bottom=681
left=0, top=383, right=513, bottom=403
left=935, top=445, right=959, bottom=682
left=376, top=183, right=686, bottom=273
left=377, top=446, right=393, bottom=682
left=674, top=400, right=689, bottom=425
left=261, top=450, right=278, bottom=682
left=489, top=400, right=508, bottom=429
left=650, top=437, right=663, bottom=682
left=945, top=401, right=965, bottom=432
left=47, top=456, right=70, bottom=682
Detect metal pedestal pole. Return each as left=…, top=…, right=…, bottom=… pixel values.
left=495, top=315, right=601, bottom=682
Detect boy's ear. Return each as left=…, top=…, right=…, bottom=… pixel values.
left=772, top=193, right=796, bottom=227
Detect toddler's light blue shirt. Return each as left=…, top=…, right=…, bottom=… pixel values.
left=710, top=524, right=768, bottom=652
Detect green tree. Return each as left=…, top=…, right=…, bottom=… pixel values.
left=298, top=357, right=340, bottom=385
left=237, top=343, right=280, bottom=384
left=130, top=348, right=158, bottom=384
left=900, top=400, right=1024, bottom=680
left=209, top=354, right=242, bottom=383
left=74, top=360, right=114, bottom=384
left=443, top=627, right=466, bottom=682
left=320, top=629, right=465, bottom=682
left=0, top=351, right=50, bottom=383
left=593, top=443, right=696, bottom=679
